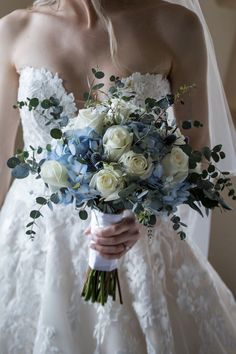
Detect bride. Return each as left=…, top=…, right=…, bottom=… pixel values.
left=0, top=0, right=236, bottom=353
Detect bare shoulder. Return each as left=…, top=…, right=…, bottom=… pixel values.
left=156, top=2, right=205, bottom=47
left=0, top=9, right=32, bottom=57
left=0, top=9, right=31, bottom=38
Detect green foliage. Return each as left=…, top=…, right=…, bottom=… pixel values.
left=50, top=128, right=62, bottom=139
left=79, top=210, right=88, bottom=220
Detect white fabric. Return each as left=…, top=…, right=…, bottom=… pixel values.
left=0, top=66, right=236, bottom=353
left=165, top=0, right=236, bottom=175
left=89, top=210, right=124, bottom=271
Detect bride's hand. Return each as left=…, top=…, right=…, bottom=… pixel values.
left=84, top=213, right=140, bottom=260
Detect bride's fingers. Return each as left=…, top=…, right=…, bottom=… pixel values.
left=94, top=215, right=137, bottom=238
left=94, top=230, right=140, bottom=246
left=84, top=227, right=91, bottom=236
left=97, top=241, right=136, bottom=260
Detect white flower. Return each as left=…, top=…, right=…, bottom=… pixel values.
left=103, top=125, right=133, bottom=161
left=41, top=160, right=70, bottom=188
left=119, top=151, right=153, bottom=179
left=161, top=147, right=189, bottom=184
left=173, top=128, right=186, bottom=145
left=110, top=98, right=140, bottom=124
left=90, top=167, right=124, bottom=201
left=65, top=107, right=105, bottom=134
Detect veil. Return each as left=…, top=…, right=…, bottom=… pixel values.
left=166, top=0, right=236, bottom=175
left=165, top=0, right=236, bottom=257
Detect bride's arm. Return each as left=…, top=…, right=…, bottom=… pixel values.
left=0, top=15, right=21, bottom=208
left=167, top=8, right=209, bottom=151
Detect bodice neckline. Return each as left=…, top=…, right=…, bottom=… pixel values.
left=17, top=65, right=169, bottom=113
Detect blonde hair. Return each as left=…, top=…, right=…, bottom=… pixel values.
left=33, top=0, right=119, bottom=66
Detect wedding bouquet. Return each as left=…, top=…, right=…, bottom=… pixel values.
left=8, top=68, right=235, bottom=305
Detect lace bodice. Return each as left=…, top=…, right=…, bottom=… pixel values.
left=17, top=67, right=171, bottom=148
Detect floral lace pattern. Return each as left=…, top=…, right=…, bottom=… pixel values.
left=0, top=67, right=236, bottom=353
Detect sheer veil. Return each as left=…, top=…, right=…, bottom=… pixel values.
left=165, top=0, right=236, bottom=257
left=166, top=0, right=236, bottom=175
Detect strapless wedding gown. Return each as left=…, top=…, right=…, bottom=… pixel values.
left=0, top=66, right=236, bottom=354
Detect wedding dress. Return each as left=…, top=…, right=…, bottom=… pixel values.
left=0, top=66, right=236, bottom=354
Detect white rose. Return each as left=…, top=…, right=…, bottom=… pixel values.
left=161, top=147, right=189, bottom=184
left=90, top=167, right=124, bottom=201
left=40, top=160, right=70, bottom=188
left=173, top=128, right=186, bottom=145
left=65, top=107, right=105, bottom=134
left=119, top=151, right=153, bottom=179
left=110, top=98, right=140, bottom=123
left=103, top=125, right=133, bottom=161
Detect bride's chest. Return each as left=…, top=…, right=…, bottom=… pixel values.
left=14, top=16, right=171, bottom=101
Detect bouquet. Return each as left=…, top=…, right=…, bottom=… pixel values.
left=8, top=68, right=235, bottom=305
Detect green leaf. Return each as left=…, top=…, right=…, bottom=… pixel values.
left=211, top=172, right=218, bottom=178
left=149, top=215, right=156, bottom=226
left=182, top=121, right=192, bottom=130
left=36, top=197, right=47, bottom=205
left=178, top=231, right=186, bottom=240
left=29, top=98, right=39, bottom=108
left=211, top=152, right=220, bottom=163
left=110, top=75, right=116, bottom=82
left=180, top=144, right=192, bottom=156
left=26, top=222, right=34, bottom=228
left=83, top=92, right=91, bottom=101
left=95, top=71, right=105, bottom=79
left=189, top=159, right=197, bottom=169
left=173, top=224, right=180, bottom=231
left=213, top=144, right=222, bottom=153
left=26, top=230, right=36, bottom=235
left=23, top=151, right=29, bottom=159
left=192, top=151, right=202, bottom=163
left=145, top=98, right=157, bottom=107
left=202, top=147, right=211, bottom=161
left=208, top=164, right=215, bottom=173
left=92, top=83, right=104, bottom=91
left=118, top=184, right=137, bottom=198
left=79, top=210, right=88, bottom=220
left=220, top=151, right=226, bottom=159
left=193, top=120, right=203, bottom=128
left=30, top=210, right=42, bottom=219
left=50, top=193, right=60, bottom=204
left=50, top=128, right=62, bottom=139
left=41, top=99, right=52, bottom=109
left=228, top=189, right=235, bottom=197
left=7, top=157, right=20, bottom=169
left=46, top=144, right=52, bottom=152
left=92, top=68, right=97, bottom=75
left=49, top=97, right=60, bottom=106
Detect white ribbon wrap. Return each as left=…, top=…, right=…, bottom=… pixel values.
left=89, top=209, right=124, bottom=271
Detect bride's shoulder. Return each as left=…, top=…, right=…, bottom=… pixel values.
left=154, top=2, right=205, bottom=49
left=0, top=9, right=34, bottom=48
left=156, top=2, right=202, bottom=29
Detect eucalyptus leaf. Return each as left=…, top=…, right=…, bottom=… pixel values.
left=36, top=197, right=47, bottom=205
left=79, top=210, right=88, bottom=220
left=30, top=210, right=42, bottom=219
left=50, top=128, right=62, bottom=140
left=7, top=157, right=20, bottom=169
